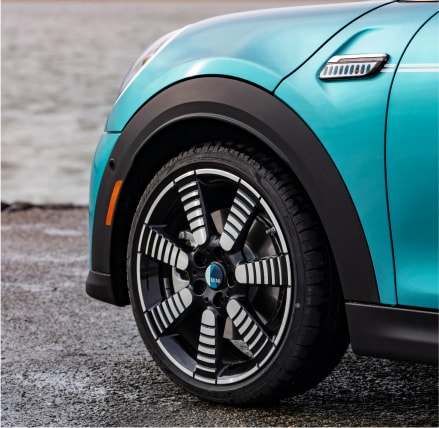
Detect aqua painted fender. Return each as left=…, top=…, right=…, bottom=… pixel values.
left=105, top=1, right=392, bottom=132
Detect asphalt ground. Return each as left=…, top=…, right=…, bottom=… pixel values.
left=1, top=207, right=438, bottom=427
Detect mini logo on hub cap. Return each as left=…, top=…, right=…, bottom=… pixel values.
left=205, top=263, right=224, bottom=289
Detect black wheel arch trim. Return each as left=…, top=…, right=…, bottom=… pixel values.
left=87, top=77, right=379, bottom=307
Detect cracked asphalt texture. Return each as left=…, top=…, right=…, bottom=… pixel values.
left=1, top=208, right=438, bottom=427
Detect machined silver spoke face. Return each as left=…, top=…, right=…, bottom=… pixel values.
left=220, top=184, right=261, bottom=251
left=227, top=299, right=274, bottom=359
left=194, top=309, right=220, bottom=383
left=133, top=168, right=294, bottom=386
left=147, top=288, right=193, bottom=338
left=234, top=255, right=292, bottom=287
left=176, top=172, right=208, bottom=247
left=141, top=227, right=189, bottom=270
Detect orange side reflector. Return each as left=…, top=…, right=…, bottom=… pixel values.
left=105, top=180, right=123, bottom=226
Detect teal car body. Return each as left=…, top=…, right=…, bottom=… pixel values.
left=88, top=0, right=438, bottom=400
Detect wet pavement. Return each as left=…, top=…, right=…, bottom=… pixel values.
left=1, top=208, right=438, bottom=427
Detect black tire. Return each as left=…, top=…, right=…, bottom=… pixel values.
left=127, top=143, right=349, bottom=405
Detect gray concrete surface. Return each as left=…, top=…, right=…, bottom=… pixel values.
left=1, top=208, right=438, bottom=427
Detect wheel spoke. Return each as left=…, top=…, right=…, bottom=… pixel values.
left=234, top=255, right=292, bottom=287
left=220, top=184, right=260, bottom=251
left=175, top=172, right=208, bottom=247
left=146, top=288, right=193, bottom=338
left=141, top=226, right=189, bottom=270
left=194, top=309, right=221, bottom=383
left=226, top=299, right=274, bottom=359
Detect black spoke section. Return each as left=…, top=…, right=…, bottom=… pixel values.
left=141, top=226, right=189, bottom=270
left=194, top=309, right=222, bottom=383
left=234, top=255, right=292, bottom=287
left=146, top=288, right=193, bottom=339
left=226, top=299, right=274, bottom=359
left=220, top=184, right=260, bottom=251
left=175, top=172, right=209, bottom=247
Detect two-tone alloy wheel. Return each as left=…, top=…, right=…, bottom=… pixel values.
left=127, top=143, right=348, bottom=404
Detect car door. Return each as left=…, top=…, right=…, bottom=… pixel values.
left=386, top=13, right=439, bottom=309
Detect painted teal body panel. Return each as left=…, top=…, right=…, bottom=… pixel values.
left=105, top=1, right=391, bottom=132
left=275, top=2, right=438, bottom=305
left=387, top=14, right=439, bottom=309
left=89, top=131, right=120, bottom=260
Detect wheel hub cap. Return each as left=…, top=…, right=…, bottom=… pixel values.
left=205, top=262, right=225, bottom=290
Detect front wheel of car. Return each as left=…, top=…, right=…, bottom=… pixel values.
left=127, top=143, right=349, bottom=404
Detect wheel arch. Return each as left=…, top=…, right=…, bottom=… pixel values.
left=90, top=77, right=379, bottom=306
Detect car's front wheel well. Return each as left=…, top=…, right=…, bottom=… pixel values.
left=106, top=76, right=377, bottom=309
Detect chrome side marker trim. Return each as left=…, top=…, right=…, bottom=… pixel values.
left=319, top=54, right=388, bottom=80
